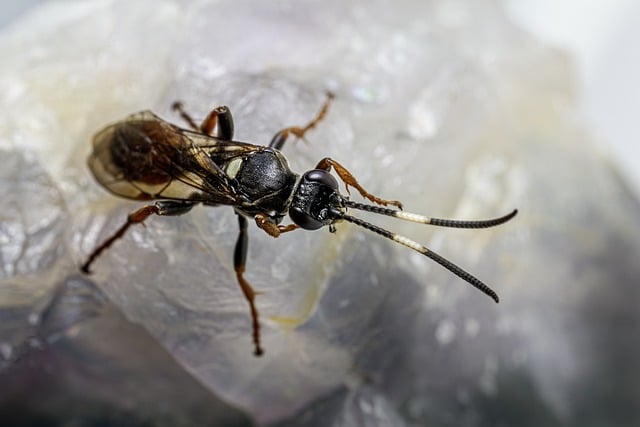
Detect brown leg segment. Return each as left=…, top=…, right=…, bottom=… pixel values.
left=171, top=101, right=200, bottom=131
left=234, top=265, right=263, bottom=356
left=269, top=92, right=335, bottom=150
left=200, top=106, right=234, bottom=140
left=234, top=214, right=263, bottom=356
left=172, top=102, right=235, bottom=140
left=81, top=201, right=194, bottom=274
left=237, top=214, right=299, bottom=354
left=315, top=157, right=404, bottom=209
left=254, top=213, right=299, bottom=237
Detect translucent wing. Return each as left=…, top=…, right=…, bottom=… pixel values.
left=87, top=111, right=250, bottom=205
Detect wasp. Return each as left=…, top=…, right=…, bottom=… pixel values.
left=81, top=92, right=517, bottom=356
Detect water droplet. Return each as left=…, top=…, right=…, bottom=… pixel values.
left=435, top=319, right=456, bottom=345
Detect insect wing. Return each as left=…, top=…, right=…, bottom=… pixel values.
left=154, top=132, right=244, bottom=204
left=88, top=111, right=168, bottom=200
left=87, top=112, right=237, bottom=204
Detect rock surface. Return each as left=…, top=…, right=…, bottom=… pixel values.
left=1, top=0, right=638, bottom=426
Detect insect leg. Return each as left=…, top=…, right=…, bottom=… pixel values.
left=171, top=101, right=200, bottom=131
left=81, top=201, right=195, bottom=274
left=200, top=106, right=234, bottom=140
left=269, top=92, right=334, bottom=150
left=254, top=213, right=299, bottom=237
left=171, top=102, right=235, bottom=139
left=315, top=157, right=403, bottom=209
left=233, top=213, right=264, bottom=356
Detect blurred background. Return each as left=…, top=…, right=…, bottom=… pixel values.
left=505, top=0, right=640, bottom=197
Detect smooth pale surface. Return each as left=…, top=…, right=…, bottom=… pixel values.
left=506, top=0, right=640, bottom=197
left=1, top=0, right=639, bottom=426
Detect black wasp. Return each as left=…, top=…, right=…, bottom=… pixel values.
left=81, top=92, right=517, bottom=356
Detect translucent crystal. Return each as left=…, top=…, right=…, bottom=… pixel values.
left=1, top=0, right=639, bottom=426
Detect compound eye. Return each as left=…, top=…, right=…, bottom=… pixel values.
left=289, top=206, right=324, bottom=230
left=304, top=169, right=338, bottom=190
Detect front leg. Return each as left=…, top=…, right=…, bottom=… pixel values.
left=315, top=157, right=403, bottom=209
left=255, top=213, right=299, bottom=237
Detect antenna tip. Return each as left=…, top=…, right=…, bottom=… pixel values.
left=488, top=290, right=500, bottom=303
